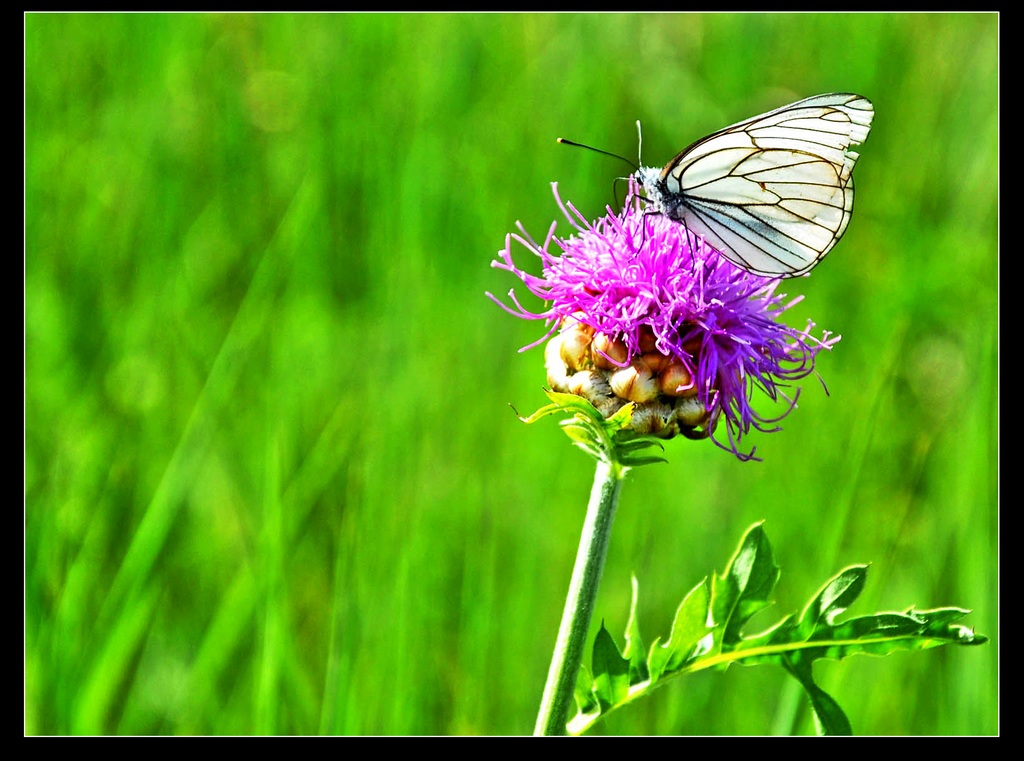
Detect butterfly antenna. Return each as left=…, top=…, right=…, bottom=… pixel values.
left=636, top=120, right=643, bottom=166
left=556, top=137, right=638, bottom=173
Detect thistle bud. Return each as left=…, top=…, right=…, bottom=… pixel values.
left=657, top=359, right=696, bottom=397
left=592, top=332, right=629, bottom=370
left=559, top=318, right=594, bottom=371
left=609, top=358, right=659, bottom=403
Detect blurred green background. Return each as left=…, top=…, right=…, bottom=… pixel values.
left=25, top=13, right=997, bottom=735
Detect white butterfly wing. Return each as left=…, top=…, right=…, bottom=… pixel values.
left=643, top=93, right=874, bottom=277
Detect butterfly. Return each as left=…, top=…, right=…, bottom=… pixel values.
left=634, top=93, right=874, bottom=278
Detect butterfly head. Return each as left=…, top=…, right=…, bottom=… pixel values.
left=634, top=165, right=683, bottom=219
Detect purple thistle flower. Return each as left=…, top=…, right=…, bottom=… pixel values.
left=488, top=181, right=840, bottom=461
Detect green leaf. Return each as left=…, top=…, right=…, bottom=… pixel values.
left=566, top=523, right=987, bottom=736
left=573, top=663, right=598, bottom=717
left=796, top=565, right=868, bottom=635
left=647, top=577, right=713, bottom=681
left=590, top=623, right=630, bottom=711
left=616, top=454, right=669, bottom=468
left=710, top=522, right=781, bottom=647
left=560, top=422, right=594, bottom=443
left=616, top=437, right=667, bottom=466
left=515, top=391, right=667, bottom=471
left=623, top=576, right=650, bottom=686
left=782, top=657, right=853, bottom=736
left=604, top=401, right=637, bottom=431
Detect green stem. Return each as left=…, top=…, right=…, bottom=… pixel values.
left=533, top=458, right=624, bottom=736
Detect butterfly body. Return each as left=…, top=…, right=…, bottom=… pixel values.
left=635, top=93, right=874, bottom=278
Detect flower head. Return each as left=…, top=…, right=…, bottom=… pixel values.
left=489, top=181, right=840, bottom=461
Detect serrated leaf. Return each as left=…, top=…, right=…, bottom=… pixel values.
left=648, top=577, right=713, bottom=681
left=591, top=623, right=630, bottom=711
left=566, top=523, right=987, bottom=736
left=710, top=522, right=781, bottom=647
left=623, top=576, right=650, bottom=686
left=573, top=663, right=598, bottom=716
left=782, top=657, right=852, bottom=736
left=797, top=565, right=868, bottom=633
